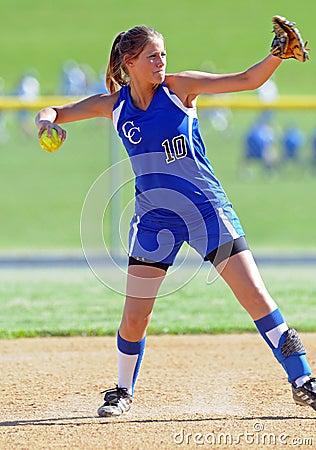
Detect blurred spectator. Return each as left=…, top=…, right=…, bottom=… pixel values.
left=202, top=106, right=233, bottom=133
left=15, top=70, right=40, bottom=137
left=241, top=111, right=277, bottom=178
left=80, top=63, right=98, bottom=94
left=0, top=77, right=9, bottom=144
left=90, top=68, right=108, bottom=94
left=257, top=78, right=279, bottom=103
left=311, top=129, right=316, bottom=173
left=281, top=125, right=305, bottom=164
left=60, top=60, right=94, bottom=96
left=198, top=60, right=233, bottom=135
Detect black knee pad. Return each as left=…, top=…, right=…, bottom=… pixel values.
left=281, top=328, right=306, bottom=357
left=273, top=328, right=306, bottom=362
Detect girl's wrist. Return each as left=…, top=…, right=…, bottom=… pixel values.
left=35, top=118, right=52, bottom=130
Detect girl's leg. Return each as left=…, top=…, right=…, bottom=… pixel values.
left=216, top=249, right=277, bottom=320
left=98, top=263, right=167, bottom=417
left=216, top=249, right=312, bottom=393
left=120, top=264, right=167, bottom=340
left=117, top=264, right=167, bottom=395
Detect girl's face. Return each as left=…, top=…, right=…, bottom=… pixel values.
left=128, top=38, right=166, bottom=85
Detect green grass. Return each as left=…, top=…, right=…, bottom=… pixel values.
left=1, top=1, right=316, bottom=252
left=1, top=0, right=315, bottom=94
left=1, top=110, right=316, bottom=252
left=0, top=264, right=315, bottom=338
left=0, top=1, right=315, bottom=340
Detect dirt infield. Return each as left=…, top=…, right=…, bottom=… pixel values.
left=1, top=334, right=315, bottom=450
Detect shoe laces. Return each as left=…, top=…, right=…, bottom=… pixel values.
left=101, top=385, right=131, bottom=404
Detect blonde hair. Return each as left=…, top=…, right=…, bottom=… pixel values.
left=106, top=25, right=164, bottom=94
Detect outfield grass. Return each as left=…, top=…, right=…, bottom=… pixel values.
left=1, top=110, right=316, bottom=252
left=1, top=0, right=315, bottom=95
left=0, top=1, right=315, bottom=340
left=0, top=264, right=315, bottom=338
left=1, top=1, right=316, bottom=253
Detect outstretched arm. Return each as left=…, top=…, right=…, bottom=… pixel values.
left=167, top=14, right=309, bottom=104
left=165, top=54, right=282, bottom=102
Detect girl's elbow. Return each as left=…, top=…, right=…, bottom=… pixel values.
left=248, top=81, right=261, bottom=91
left=242, top=76, right=261, bottom=91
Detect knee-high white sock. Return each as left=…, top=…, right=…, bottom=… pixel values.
left=117, top=331, right=146, bottom=396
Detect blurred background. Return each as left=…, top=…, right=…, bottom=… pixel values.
left=0, top=0, right=315, bottom=256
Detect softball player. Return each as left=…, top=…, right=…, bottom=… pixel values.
left=35, top=25, right=315, bottom=416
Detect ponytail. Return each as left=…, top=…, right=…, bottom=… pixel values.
left=106, top=31, right=128, bottom=94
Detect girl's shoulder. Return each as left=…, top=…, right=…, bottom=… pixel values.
left=164, top=73, right=198, bottom=108
left=90, top=91, right=120, bottom=118
left=164, top=71, right=197, bottom=86
left=164, top=73, right=180, bottom=90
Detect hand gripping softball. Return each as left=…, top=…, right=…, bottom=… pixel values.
left=270, top=15, right=309, bottom=62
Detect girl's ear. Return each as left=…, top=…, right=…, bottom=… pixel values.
left=123, top=54, right=133, bottom=67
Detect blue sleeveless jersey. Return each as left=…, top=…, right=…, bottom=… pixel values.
left=112, top=83, right=231, bottom=223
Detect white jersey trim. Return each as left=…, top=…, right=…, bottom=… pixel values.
left=162, top=86, right=197, bottom=119
left=128, top=215, right=141, bottom=256
left=112, top=99, right=125, bottom=131
left=218, top=207, right=240, bottom=239
left=162, top=85, right=198, bottom=160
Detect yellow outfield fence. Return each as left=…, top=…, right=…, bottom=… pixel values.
left=197, top=95, right=316, bottom=110
left=1, top=95, right=316, bottom=111
left=0, top=96, right=81, bottom=111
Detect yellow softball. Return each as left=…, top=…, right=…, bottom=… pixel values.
left=39, top=129, right=63, bottom=152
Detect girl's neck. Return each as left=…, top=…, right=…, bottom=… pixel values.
left=129, top=82, right=160, bottom=111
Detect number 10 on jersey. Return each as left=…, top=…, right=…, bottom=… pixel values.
left=162, top=135, right=188, bottom=163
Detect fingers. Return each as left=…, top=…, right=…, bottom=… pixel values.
left=37, top=121, right=52, bottom=138
left=56, top=127, right=67, bottom=141
left=38, top=121, right=67, bottom=141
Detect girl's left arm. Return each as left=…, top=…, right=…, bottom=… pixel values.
left=166, top=55, right=282, bottom=102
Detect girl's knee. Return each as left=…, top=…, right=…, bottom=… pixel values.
left=239, top=284, right=277, bottom=319
left=121, top=312, right=151, bottom=334
left=248, top=284, right=270, bottom=304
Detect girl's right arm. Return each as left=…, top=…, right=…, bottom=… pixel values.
left=35, top=92, right=119, bottom=139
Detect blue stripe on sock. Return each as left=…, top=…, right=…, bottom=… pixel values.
left=117, top=331, right=146, bottom=395
left=280, top=355, right=311, bottom=384
left=117, top=331, right=146, bottom=355
left=254, top=308, right=285, bottom=331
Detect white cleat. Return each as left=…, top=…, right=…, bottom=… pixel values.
left=97, top=385, right=132, bottom=417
